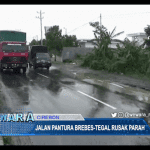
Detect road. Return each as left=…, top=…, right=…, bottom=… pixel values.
left=0, top=65, right=150, bottom=145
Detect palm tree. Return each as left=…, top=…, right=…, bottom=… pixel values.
left=108, top=26, right=124, bottom=43
left=89, top=22, right=124, bottom=48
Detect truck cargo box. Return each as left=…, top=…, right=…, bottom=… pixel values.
left=0, top=30, right=26, bottom=42
left=30, top=45, right=48, bottom=54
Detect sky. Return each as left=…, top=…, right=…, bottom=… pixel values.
left=1, top=5, right=150, bottom=45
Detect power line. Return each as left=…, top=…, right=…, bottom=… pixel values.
left=68, top=12, right=150, bottom=34
left=68, top=17, right=99, bottom=34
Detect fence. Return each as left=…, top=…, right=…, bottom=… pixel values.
left=61, top=47, right=94, bottom=62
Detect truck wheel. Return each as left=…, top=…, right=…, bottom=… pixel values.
left=47, top=66, right=49, bottom=70
left=23, top=67, right=26, bottom=74
left=13, top=68, right=20, bottom=73
left=13, top=68, right=16, bottom=73
left=33, top=65, right=36, bottom=70
left=29, top=63, right=32, bottom=68
left=0, top=68, right=3, bottom=72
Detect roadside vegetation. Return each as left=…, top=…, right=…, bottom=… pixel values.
left=29, top=25, right=79, bottom=62
left=0, top=90, right=13, bottom=145
left=3, top=136, right=14, bottom=145
left=0, top=91, right=3, bottom=108
left=78, top=22, right=150, bottom=80
left=29, top=21, right=150, bottom=80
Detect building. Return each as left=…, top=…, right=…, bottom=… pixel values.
left=127, top=33, right=147, bottom=46
left=108, top=41, right=123, bottom=49
left=77, top=39, right=96, bottom=48
left=77, top=39, right=123, bottom=49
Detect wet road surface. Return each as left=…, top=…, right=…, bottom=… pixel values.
left=0, top=65, right=150, bottom=145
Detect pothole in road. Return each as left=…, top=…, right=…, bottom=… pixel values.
left=60, top=78, right=75, bottom=85
left=60, top=80, right=75, bottom=85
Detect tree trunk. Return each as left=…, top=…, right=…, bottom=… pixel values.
left=55, top=49, right=56, bottom=61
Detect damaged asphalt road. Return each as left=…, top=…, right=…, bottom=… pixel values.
left=0, top=65, right=150, bottom=145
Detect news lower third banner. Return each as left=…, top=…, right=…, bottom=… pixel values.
left=0, top=113, right=150, bottom=136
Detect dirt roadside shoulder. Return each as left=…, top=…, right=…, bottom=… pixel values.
left=51, top=62, right=150, bottom=104
left=52, top=62, right=150, bottom=91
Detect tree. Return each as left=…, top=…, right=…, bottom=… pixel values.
left=144, top=25, right=150, bottom=48
left=89, top=22, right=124, bottom=59
left=29, top=39, right=39, bottom=46
left=46, top=25, right=63, bottom=61
left=62, top=35, right=79, bottom=47
left=144, top=25, right=150, bottom=37
left=89, top=22, right=124, bottom=47
left=29, top=39, right=46, bottom=46
left=42, top=39, right=46, bottom=46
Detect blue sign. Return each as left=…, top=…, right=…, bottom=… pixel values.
left=0, top=118, right=150, bottom=136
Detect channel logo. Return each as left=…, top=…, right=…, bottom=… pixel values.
left=111, top=112, right=124, bottom=118
left=111, top=113, right=117, bottom=118
left=111, top=112, right=150, bottom=118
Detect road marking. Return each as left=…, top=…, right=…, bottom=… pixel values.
left=98, top=80, right=103, bottom=82
left=109, top=83, right=124, bottom=88
left=77, top=90, right=117, bottom=110
left=119, top=84, right=129, bottom=87
left=37, top=73, right=117, bottom=110
left=37, top=73, right=49, bottom=78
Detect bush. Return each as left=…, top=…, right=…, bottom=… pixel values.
left=63, top=59, right=73, bottom=63
left=79, top=36, right=150, bottom=78
left=110, top=57, right=127, bottom=74
left=90, top=60, right=105, bottom=70
left=81, top=53, right=95, bottom=67
left=146, top=67, right=150, bottom=76
left=75, top=54, right=82, bottom=59
left=104, top=58, right=114, bottom=72
left=136, top=54, right=149, bottom=74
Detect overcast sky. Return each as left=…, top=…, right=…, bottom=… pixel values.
left=1, top=5, right=150, bottom=44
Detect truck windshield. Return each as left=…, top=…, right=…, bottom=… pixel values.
left=2, top=45, right=27, bottom=52
left=36, top=53, right=50, bottom=60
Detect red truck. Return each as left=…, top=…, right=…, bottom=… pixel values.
left=0, top=30, right=28, bottom=73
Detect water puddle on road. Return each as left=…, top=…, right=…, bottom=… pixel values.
left=60, top=78, right=75, bottom=85
left=81, top=76, right=150, bottom=105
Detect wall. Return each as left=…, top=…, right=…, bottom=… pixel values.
left=60, top=44, right=123, bottom=62
left=51, top=55, right=62, bottom=62
left=61, top=47, right=94, bottom=61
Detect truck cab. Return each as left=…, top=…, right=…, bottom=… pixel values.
left=0, top=30, right=28, bottom=73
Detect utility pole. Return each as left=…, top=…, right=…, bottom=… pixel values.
left=36, top=35, right=38, bottom=41
left=100, top=13, right=102, bottom=28
left=36, top=10, right=44, bottom=45
left=64, top=27, right=67, bottom=35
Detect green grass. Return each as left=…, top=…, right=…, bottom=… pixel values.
left=71, top=55, right=86, bottom=66
left=124, top=71, right=150, bottom=81
left=0, top=99, right=3, bottom=107
left=0, top=91, right=14, bottom=145
left=74, top=55, right=150, bottom=80
left=63, top=59, right=73, bottom=63
left=52, top=54, right=150, bottom=83
left=0, top=92, right=3, bottom=107
left=51, top=60, right=63, bottom=65
left=3, top=136, right=14, bottom=145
